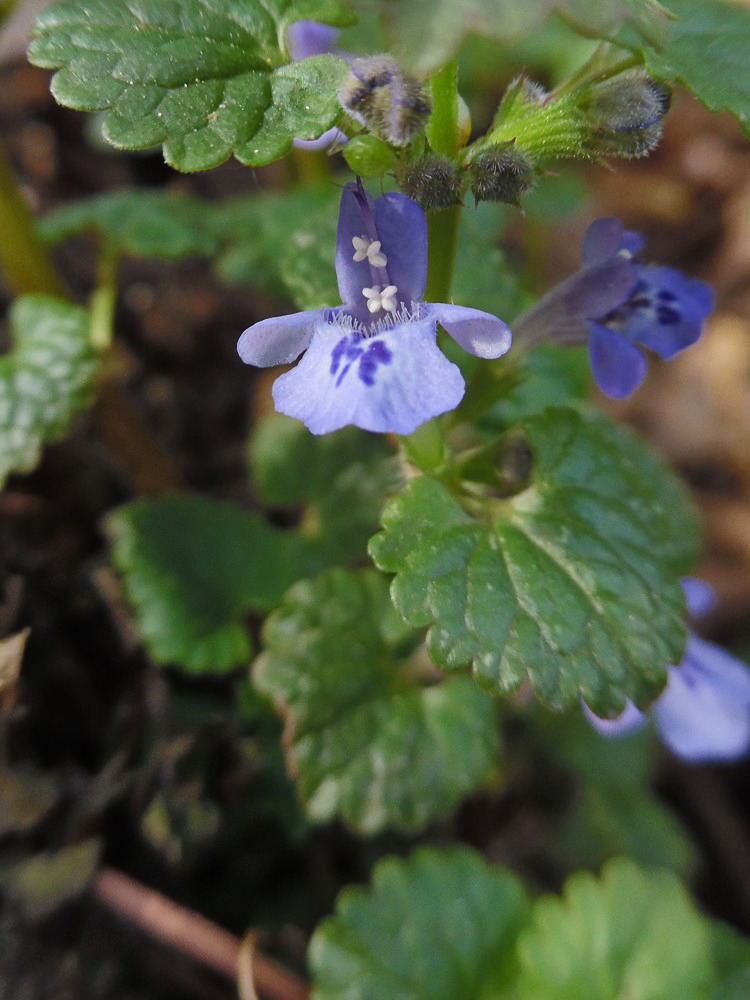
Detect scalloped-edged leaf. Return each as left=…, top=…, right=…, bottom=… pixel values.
left=378, top=0, right=669, bottom=77
left=309, top=846, right=530, bottom=1000
left=632, top=0, right=750, bottom=137
left=38, top=189, right=219, bottom=259
left=254, top=569, right=500, bottom=834
left=213, top=185, right=341, bottom=308
left=249, top=415, right=401, bottom=563
left=106, top=493, right=314, bottom=674
left=370, top=406, right=699, bottom=715
left=0, top=295, right=97, bottom=488
left=516, top=858, right=719, bottom=999
left=28, top=0, right=353, bottom=171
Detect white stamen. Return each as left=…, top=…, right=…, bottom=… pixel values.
left=362, top=284, right=399, bottom=314
left=352, top=236, right=388, bottom=268
left=617, top=248, right=634, bottom=259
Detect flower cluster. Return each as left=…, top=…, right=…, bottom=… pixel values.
left=237, top=181, right=511, bottom=435
left=585, top=580, right=750, bottom=763
left=512, top=217, right=713, bottom=397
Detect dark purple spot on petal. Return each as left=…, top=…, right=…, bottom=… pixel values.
left=657, top=288, right=677, bottom=303
left=657, top=304, right=681, bottom=325
left=357, top=339, right=392, bottom=386
left=330, top=337, right=348, bottom=376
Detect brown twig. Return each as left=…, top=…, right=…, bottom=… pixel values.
left=93, top=867, right=309, bottom=1000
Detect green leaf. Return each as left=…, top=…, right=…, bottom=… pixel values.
left=370, top=406, right=698, bottom=714
left=545, top=710, right=694, bottom=875
left=249, top=414, right=401, bottom=564
left=709, top=921, right=750, bottom=999
left=0, top=295, right=97, bottom=488
left=516, top=857, right=717, bottom=999
left=377, top=0, right=669, bottom=77
left=632, top=0, right=750, bottom=137
left=28, top=0, right=353, bottom=171
left=106, top=493, right=311, bottom=673
left=452, top=203, right=526, bottom=320
left=253, top=569, right=500, bottom=833
left=214, top=185, right=340, bottom=308
left=309, top=846, right=530, bottom=999
left=38, top=189, right=219, bottom=259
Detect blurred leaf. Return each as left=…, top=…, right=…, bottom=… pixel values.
left=709, top=921, right=750, bottom=999
left=628, top=0, right=750, bottom=137
left=517, top=858, right=717, bottom=998
left=0, top=839, right=101, bottom=920
left=38, top=189, right=219, bottom=259
left=107, top=493, right=311, bottom=673
left=485, top=346, right=591, bottom=427
left=249, top=414, right=401, bottom=564
left=548, top=710, right=694, bottom=875
left=0, top=296, right=97, bottom=488
left=370, top=407, right=698, bottom=714
left=28, top=0, right=353, bottom=171
left=214, top=185, right=341, bottom=308
left=254, top=569, right=500, bottom=833
left=309, top=846, right=530, bottom=999
left=452, top=203, right=526, bottom=319
left=376, top=0, right=669, bottom=77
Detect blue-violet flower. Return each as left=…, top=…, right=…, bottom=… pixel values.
left=237, top=181, right=512, bottom=435
left=512, top=217, right=714, bottom=398
left=584, top=579, right=750, bottom=763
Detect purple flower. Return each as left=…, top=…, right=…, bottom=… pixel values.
left=512, top=217, right=713, bottom=398
left=286, top=21, right=340, bottom=62
left=584, top=579, right=750, bottom=763
left=237, top=181, right=512, bottom=435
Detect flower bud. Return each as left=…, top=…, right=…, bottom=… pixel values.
left=584, top=72, right=671, bottom=158
left=469, top=143, right=534, bottom=207
left=338, top=55, right=431, bottom=147
left=396, top=154, right=463, bottom=211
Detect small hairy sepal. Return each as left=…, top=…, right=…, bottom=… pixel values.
left=469, top=144, right=535, bottom=206
left=583, top=73, right=672, bottom=159
left=396, top=154, right=464, bottom=211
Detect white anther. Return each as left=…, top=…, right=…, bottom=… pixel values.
left=352, top=236, right=387, bottom=268
left=362, top=284, right=398, bottom=313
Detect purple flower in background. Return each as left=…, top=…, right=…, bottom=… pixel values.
left=287, top=21, right=346, bottom=151
left=287, top=21, right=339, bottom=62
left=512, top=217, right=713, bottom=398
left=584, top=579, right=750, bottom=763
left=237, top=181, right=512, bottom=435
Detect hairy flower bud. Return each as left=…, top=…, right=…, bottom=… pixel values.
left=584, top=72, right=672, bottom=158
left=338, top=55, right=431, bottom=147
left=469, top=144, right=534, bottom=206
left=396, top=155, right=463, bottom=211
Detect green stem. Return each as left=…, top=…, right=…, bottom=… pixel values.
left=427, top=60, right=459, bottom=157
left=90, top=242, right=120, bottom=351
left=400, top=61, right=462, bottom=469
left=425, top=204, right=461, bottom=303
left=0, top=140, right=66, bottom=297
